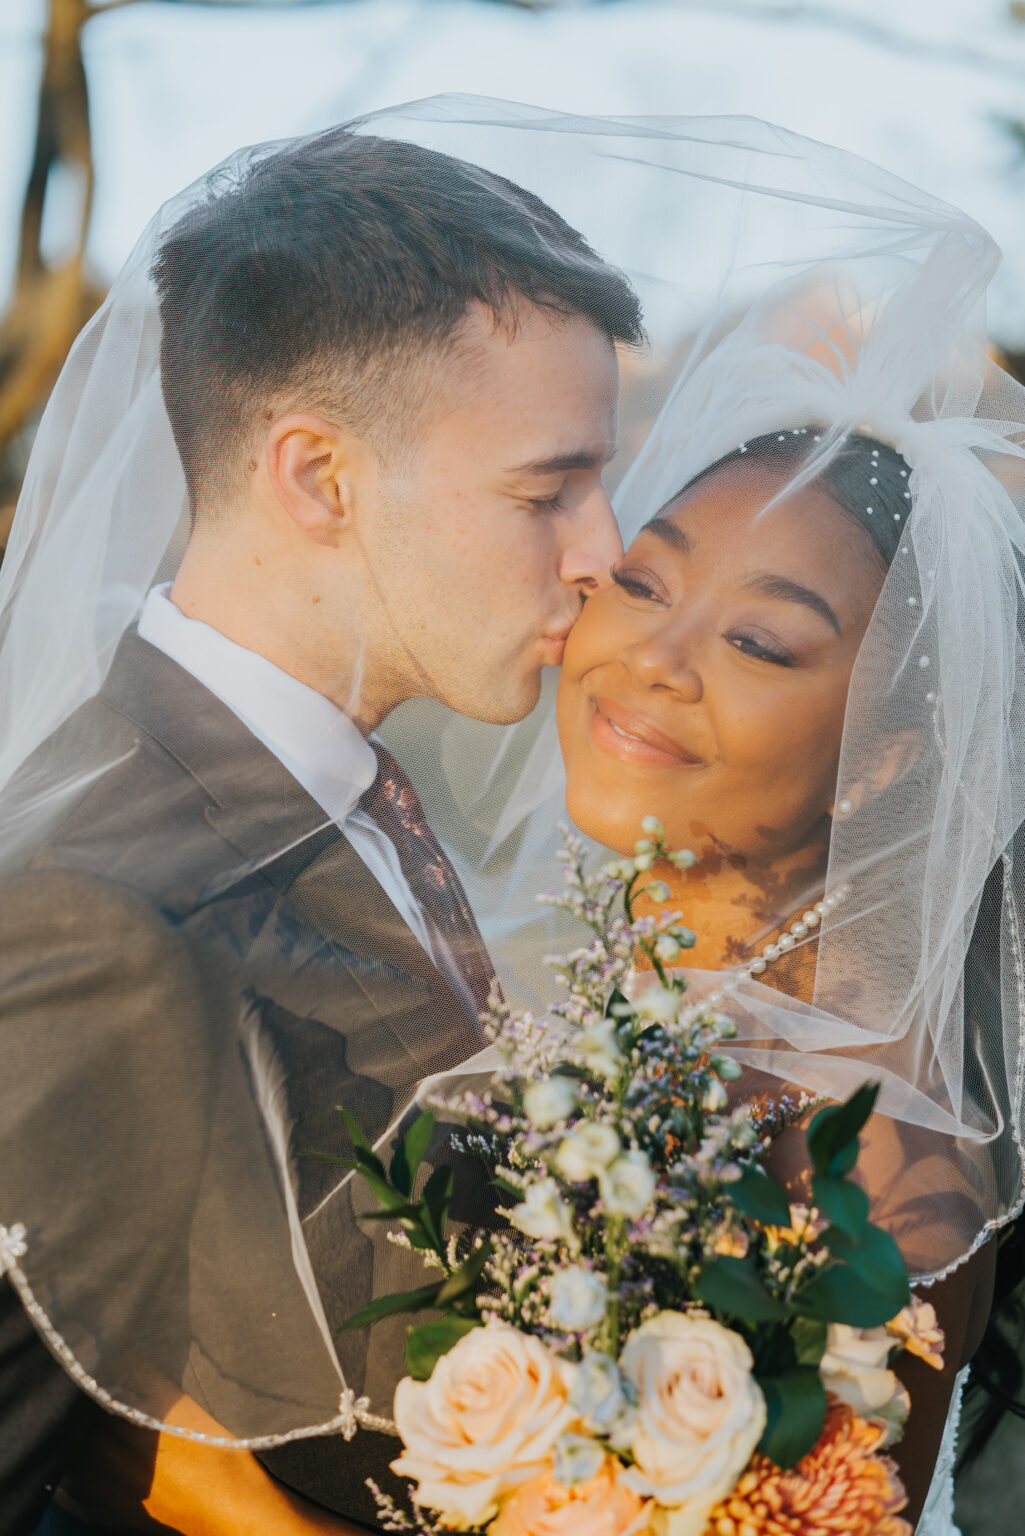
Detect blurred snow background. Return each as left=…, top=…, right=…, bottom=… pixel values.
left=2, top=0, right=1025, bottom=344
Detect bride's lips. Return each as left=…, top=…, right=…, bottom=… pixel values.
left=590, top=696, right=702, bottom=768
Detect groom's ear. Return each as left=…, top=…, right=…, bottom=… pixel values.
left=264, top=413, right=377, bottom=547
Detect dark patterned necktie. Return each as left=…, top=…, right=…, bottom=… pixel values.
left=360, top=741, right=499, bottom=1023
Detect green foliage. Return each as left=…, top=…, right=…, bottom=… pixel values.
left=694, top=1256, right=788, bottom=1322
left=791, top=1316, right=829, bottom=1368
left=798, top=1264, right=906, bottom=1328
left=811, top=1173, right=869, bottom=1237
left=391, top=1110, right=436, bottom=1198
left=336, top=1282, right=442, bottom=1334
left=757, top=1367, right=827, bottom=1469
left=731, top=1165, right=792, bottom=1228
left=406, top=1317, right=482, bottom=1380
left=806, top=1084, right=878, bottom=1178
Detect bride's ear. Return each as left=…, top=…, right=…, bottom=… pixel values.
left=829, top=729, right=922, bottom=819
left=264, top=412, right=378, bottom=547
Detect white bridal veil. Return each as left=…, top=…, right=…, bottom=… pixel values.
left=1, top=97, right=1023, bottom=1445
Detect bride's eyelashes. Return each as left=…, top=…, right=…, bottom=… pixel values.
left=726, top=627, right=796, bottom=667
left=611, top=563, right=666, bottom=602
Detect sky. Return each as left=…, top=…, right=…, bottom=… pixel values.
left=1, top=0, right=1025, bottom=342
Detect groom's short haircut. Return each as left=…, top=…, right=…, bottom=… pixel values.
left=152, top=128, right=643, bottom=512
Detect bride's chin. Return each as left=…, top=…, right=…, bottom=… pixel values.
left=563, top=779, right=644, bottom=858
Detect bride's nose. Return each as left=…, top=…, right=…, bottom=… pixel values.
left=624, top=620, right=703, bottom=702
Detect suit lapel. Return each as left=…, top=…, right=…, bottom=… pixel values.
left=99, top=629, right=477, bottom=1028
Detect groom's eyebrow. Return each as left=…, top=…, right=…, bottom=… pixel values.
left=507, top=446, right=615, bottom=476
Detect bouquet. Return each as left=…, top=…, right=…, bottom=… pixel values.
left=335, top=823, right=945, bottom=1536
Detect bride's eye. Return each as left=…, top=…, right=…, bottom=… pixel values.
left=727, top=628, right=795, bottom=667
left=611, top=565, right=665, bottom=602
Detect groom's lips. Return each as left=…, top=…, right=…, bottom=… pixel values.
left=540, top=627, right=573, bottom=662
left=590, top=696, right=701, bottom=768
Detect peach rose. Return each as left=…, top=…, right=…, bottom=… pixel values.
left=390, top=1321, right=577, bottom=1529
left=491, top=1457, right=653, bottom=1536
left=618, top=1313, right=766, bottom=1536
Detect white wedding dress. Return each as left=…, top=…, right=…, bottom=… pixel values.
left=917, top=1367, right=969, bottom=1535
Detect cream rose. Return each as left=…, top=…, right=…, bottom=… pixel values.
left=819, top=1323, right=910, bottom=1446
left=490, top=1456, right=653, bottom=1536
left=619, top=1312, right=766, bottom=1536
left=390, top=1321, right=577, bottom=1530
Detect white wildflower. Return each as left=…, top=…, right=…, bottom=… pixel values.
left=555, top=1122, right=621, bottom=1182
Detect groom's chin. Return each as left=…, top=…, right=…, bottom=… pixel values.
left=456, top=668, right=553, bottom=727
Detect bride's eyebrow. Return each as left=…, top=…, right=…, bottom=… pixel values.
left=642, top=518, right=690, bottom=553
left=743, top=572, right=841, bottom=634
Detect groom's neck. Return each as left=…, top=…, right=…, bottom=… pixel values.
left=169, top=532, right=403, bottom=733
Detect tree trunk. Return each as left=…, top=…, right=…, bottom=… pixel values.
left=0, top=0, right=103, bottom=551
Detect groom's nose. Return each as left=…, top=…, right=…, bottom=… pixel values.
left=558, top=488, right=623, bottom=594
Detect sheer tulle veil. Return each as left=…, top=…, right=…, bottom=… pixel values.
left=1, top=96, right=1024, bottom=1443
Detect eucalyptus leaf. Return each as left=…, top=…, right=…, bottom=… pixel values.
left=822, top=1225, right=910, bottom=1309
left=798, top=1265, right=903, bottom=1328
left=757, top=1367, right=827, bottom=1469
left=805, top=1084, right=879, bottom=1177
left=811, top=1174, right=869, bottom=1237
left=405, top=1316, right=482, bottom=1380
left=693, top=1256, right=788, bottom=1322
left=731, top=1165, right=792, bottom=1227
left=791, top=1316, right=829, bottom=1367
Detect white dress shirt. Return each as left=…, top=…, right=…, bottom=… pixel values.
left=138, top=585, right=470, bottom=1003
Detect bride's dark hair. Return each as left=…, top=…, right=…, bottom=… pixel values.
left=675, top=426, right=914, bottom=571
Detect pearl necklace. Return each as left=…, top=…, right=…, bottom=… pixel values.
left=705, top=883, right=850, bottom=1008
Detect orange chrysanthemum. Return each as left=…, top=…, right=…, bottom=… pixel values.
left=703, top=1399, right=912, bottom=1536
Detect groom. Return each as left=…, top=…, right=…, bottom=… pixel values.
left=0, top=128, right=641, bottom=1534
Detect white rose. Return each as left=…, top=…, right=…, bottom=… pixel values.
left=509, top=1178, right=577, bottom=1248
left=391, top=1321, right=577, bottom=1530
left=569, top=1353, right=637, bottom=1439
left=619, top=1312, right=766, bottom=1536
left=549, top=1266, right=607, bottom=1331
left=552, top=1432, right=607, bottom=1487
left=599, top=1151, right=657, bottom=1220
left=523, top=1077, right=577, bottom=1129
left=578, top=1019, right=622, bottom=1080
left=820, top=1323, right=910, bottom=1446
left=555, top=1122, right=621, bottom=1182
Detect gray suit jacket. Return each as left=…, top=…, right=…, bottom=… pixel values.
left=0, top=629, right=490, bottom=1528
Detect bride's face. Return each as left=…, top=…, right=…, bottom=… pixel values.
left=557, top=460, right=886, bottom=861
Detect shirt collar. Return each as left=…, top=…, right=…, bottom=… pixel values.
left=137, top=584, right=377, bottom=821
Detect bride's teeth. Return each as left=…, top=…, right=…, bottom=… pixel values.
left=610, top=719, right=643, bottom=742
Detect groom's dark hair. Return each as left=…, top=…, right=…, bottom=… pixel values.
left=152, top=127, right=644, bottom=511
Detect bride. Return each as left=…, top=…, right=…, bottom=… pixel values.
left=555, top=418, right=1002, bottom=1529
